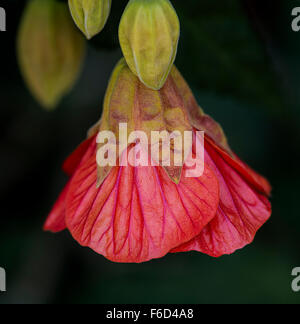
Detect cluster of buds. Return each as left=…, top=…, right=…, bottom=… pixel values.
left=17, top=0, right=180, bottom=108
left=69, top=0, right=180, bottom=90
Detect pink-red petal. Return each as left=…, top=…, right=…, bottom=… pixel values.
left=65, top=145, right=220, bottom=263
left=205, top=136, right=271, bottom=196
left=63, top=136, right=95, bottom=176
left=44, top=136, right=96, bottom=232
left=43, top=182, right=70, bottom=232
left=172, top=137, right=271, bottom=257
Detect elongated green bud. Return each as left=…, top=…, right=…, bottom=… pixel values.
left=69, top=0, right=112, bottom=39
left=119, top=0, right=180, bottom=90
left=17, top=0, right=85, bottom=110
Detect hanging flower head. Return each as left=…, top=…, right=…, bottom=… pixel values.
left=44, top=60, right=271, bottom=263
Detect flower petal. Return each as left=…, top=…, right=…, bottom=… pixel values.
left=63, top=136, right=95, bottom=176
left=44, top=136, right=97, bottom=232
left=172, top=137, right=271, bottom=257
left=65, top=145, right=219, bottom=263
left=205, top=136, right=271, bottom=196
left=44, top=182, right=69, bottom=232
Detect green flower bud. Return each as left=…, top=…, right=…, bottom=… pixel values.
left=17, top=0, right=85, bottom=110
left=119, top=0, right=180, bottom=90
left=68, top=0, right=112, bottom=39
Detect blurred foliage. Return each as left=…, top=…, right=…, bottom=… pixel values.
left=176, top=0, right=284, bottom=113
left=0, top=0, right=300, bottom=304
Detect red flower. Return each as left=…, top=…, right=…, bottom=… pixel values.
left=44, top=60, right=271, bottom=263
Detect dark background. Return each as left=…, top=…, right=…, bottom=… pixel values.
left=0, top=0, right=300, bottom=304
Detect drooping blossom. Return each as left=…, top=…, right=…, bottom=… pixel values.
left=44, top=59, right=271, bottom=263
